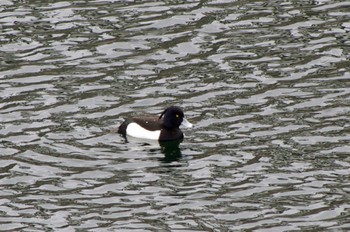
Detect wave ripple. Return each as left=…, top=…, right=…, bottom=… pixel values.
left=1, top=0, right=350, bottom=231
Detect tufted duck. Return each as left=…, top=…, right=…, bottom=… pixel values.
left=118, top=106, right=193, bottom=141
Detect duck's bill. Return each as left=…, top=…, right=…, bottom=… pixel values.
left=181, top=118, right=193, bottom=128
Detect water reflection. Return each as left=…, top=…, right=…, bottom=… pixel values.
left=159, top=140, right=182, bottom=163
left=1, top=0, right=350, bottom=230
left=120, top=134, right=183, bottom=163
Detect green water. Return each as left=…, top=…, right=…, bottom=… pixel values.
left=1, top=0, right=350, bottom=231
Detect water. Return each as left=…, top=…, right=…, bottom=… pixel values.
left=1, top=0, right=350, bottom=231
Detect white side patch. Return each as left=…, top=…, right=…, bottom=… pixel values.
left=126, top=122, right=161, bottom=140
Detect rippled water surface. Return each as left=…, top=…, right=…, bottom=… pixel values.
left=1, top=0, right=350, bottom=230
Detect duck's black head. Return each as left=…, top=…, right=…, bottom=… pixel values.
left=159, top=106, right=192, bottom=129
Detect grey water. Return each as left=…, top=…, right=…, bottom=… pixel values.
left=1, top=0, right=350, bottom=231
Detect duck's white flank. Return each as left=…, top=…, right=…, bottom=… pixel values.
left=126, top=122, right=161, bottom=140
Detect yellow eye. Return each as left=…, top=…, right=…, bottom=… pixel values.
left=176, top=114, right=179, bottom=118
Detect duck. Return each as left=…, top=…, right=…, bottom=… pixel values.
left=118, top=106, right=193, bottom=141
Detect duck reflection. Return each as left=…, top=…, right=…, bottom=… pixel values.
left=120, top=135, right=183, bottom=163
left=158, top=139, right=183, bottom=163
